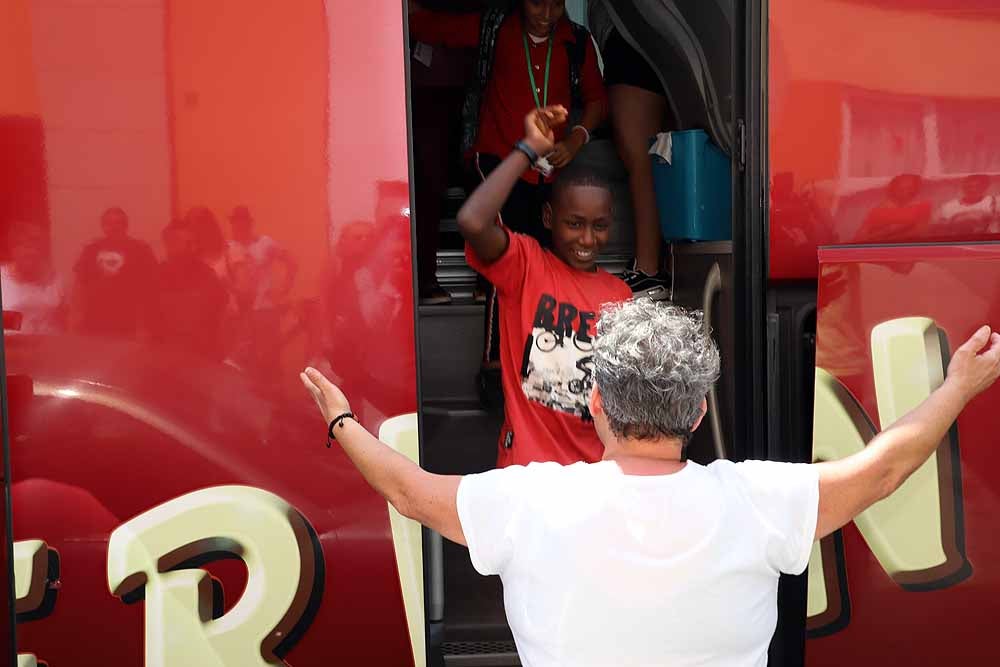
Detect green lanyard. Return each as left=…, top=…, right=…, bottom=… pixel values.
left=523, top=30, right=553, bottom=108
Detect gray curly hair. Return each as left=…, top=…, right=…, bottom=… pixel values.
left=593, top=299, right=720, bottom=443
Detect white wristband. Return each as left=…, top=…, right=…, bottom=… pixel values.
left=571, top=125, right=591, bottom=144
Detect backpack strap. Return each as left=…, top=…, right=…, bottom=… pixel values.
left=566, top=21, right=590, bottom=114
left=461, top=9, right=507, bottom=155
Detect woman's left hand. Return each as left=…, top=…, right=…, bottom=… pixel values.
left=547, top=131, right=586, bottom=169
left=300, top=367, right=352, bottom=424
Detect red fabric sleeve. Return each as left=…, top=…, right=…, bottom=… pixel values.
left=579, top=37, right=608, bottom=107
left=409, top=10, right=481, bottom=49
left=465, top=231, right=541, bottom=297
left=613, top=277, right=632, bottom=303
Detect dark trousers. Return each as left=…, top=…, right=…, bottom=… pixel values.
left=472, top=153, right=552, bottom=405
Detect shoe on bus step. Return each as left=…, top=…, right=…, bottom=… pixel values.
left=621, top=262, right=671, bottom=302
left=420, top=280, right=452, bottom=305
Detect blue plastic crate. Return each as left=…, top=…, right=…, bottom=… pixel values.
left=650, top=130, right=732, bottom=241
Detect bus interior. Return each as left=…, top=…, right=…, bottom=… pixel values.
left=406, top=1, right=764, bottom=664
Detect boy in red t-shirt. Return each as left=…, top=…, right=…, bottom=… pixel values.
left=458, top=106, right=631, bottom=467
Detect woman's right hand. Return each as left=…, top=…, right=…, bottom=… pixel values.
left=945, top=325, right=1000, bottom=402
left=300, top=367, right=353, bottom=426
left=523, top=105, right=568, bottom=157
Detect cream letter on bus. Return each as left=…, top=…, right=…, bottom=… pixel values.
left=808, top=318, right=969, bottom=634
left=107, top=486, right=320, bottom=666
left=14, top=539, right=53, bottom=667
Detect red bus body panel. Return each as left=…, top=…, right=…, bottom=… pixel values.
left=769, top=0, right=1000, bottom=280
left=1, top=1, right=416, bottom=665
left=3, top=0, right=1000, bottom=664
left=810, top=244, right=1000, bottom=663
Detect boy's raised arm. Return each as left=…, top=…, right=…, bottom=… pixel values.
left=457, top=106, right=567, bottom=263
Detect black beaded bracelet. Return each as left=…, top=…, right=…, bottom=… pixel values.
left=326, top=412, right=355, bottom=447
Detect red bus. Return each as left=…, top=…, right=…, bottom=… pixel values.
left=1, top=1, right=998, bottom=665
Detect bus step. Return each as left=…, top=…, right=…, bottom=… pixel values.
left=442, top=640, right=520, bottom=666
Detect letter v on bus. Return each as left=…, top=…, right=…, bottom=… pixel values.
left=807, top=317, right=970, bottom=636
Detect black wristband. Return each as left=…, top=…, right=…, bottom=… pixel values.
left=514, top=140, right=539, bottom=166
left=326, top=411, right=355, bottom=447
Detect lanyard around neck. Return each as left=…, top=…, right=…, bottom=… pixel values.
left=523, top=30, right=553, bottom=109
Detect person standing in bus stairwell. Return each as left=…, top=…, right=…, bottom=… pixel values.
left=301, top=300, right=1000, bottom=666
left=456, top=106, right=629, bottom=467
left=409, top=0, right=608, bottom=391
left=409, top=0, right=606, bottom=241
left=588, top=0, right=673, bottom=299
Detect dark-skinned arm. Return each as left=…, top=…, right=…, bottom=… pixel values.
left=456, top=105, right=567, bottom=263
left=549, top=100, right=606, bottom=169
left=549, top=36, right=608, bottom=169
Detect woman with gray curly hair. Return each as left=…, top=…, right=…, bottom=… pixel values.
left=592, top=299, right=720, bottom=452
left=300, top=299, right=1000, bottom=666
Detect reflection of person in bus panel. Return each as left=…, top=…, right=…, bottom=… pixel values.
left=301, top=300, right=1000, bottom=667
left=1, top=223, right=66, bottom=335
left=936, top=174, right=996, bottom=235
left=151, top=220, right=228, bottom=360
left=858, top=173, right=932, bottom=243
left=72, top=207, right=156, bottom=338
left=225, top=205, right=298, bottom=379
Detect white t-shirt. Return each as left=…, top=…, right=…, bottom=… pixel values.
left=457, top=459, right=819, bottom=667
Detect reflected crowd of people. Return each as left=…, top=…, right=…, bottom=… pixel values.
left=1, top=183, right=418, bottom=424
left=860, top=173, right=1000, bottom=242
left=771, top=171, right=1000, bottom=257
left=1, top=204, right=299, bottom=383
left=935, top=174, right=998, bottom=233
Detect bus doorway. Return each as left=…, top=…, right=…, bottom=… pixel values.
left=405, top=1, right=753, bottom=664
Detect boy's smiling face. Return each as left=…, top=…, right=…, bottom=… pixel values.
left=544, top=184, right=612, bottom=272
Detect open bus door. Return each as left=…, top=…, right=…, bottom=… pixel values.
left=1, top=1, right=425, bottom=665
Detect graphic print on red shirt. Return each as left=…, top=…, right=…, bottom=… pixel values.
left=520, top=292, right=599, bottom=419
left=467, top=232, right=631, bottom=467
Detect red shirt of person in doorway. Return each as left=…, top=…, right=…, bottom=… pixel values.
left=409, top=0, right=607, bottom=183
